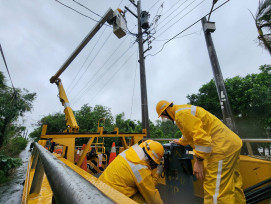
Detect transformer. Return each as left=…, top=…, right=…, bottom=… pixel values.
left=140, top=11, right=150, bottom=30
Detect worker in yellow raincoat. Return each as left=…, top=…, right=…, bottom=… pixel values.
left=156, top=100, right=246, bottom=204
left=99, top=140, right=164, bottom=204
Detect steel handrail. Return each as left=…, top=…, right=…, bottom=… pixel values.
left=32, top=142, right=113, bottom=204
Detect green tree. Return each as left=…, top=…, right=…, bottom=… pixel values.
left=29, top=104, right=115, bottom=144
left=29, top=112, right=66, bottom=141
left=154, top=120, right=180, bottom=138
left=251, top=0, right=271, bottom=55
left=0, top=71, right=36, bottom=147
left=187, top=65, right=271, bottom=140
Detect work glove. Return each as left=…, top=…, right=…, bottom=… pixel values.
left=156, top=164, right=164, bottom=176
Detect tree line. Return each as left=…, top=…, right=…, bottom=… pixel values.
left=29, top=65, right=271, bottom=155
left=0, top=71, right=36, bottom=183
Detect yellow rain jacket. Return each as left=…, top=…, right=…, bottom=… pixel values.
left=99, top=144, right=163, bottom=204
left=171, top=104, right=242, bottom=163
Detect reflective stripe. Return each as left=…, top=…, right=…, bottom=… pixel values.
left=175, top=105, right=197, bottom=116
left=213, top=160, right=223, bottom=204
left=191, top=105, right=196, bottom=116
left=64, top=102, right=70, bottom=108
left=160, top=103, right=166, bottom=110
left=152, top=150, right=159, bottom=159
left=127, top=160, right=147, bottom=183
left=132, top=144, right=145, bottom=160
left=175, top=107, right=191, bottom=114
left=195, top=145, right=212, bottom=153
left=181, top=135, right=187, bottom=141
left=120, top=147, right=148, bottom=183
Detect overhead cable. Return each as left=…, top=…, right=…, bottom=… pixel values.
left=118, top=0, right=125, bottom=7
left=70, top=25, right=137, bottom=103
left=87, top=48, right=138, bottom=106
left=147, top=0, right=230, bottom=57
left=160, top=0, right=182, bottom=17
left=67, top=26, right=108, bottom=93
left=69, top=28, right=112, bottom=95
left=71, top=42, right=135, bottom=105
left=155, top=0, right=190, bottom=29
left=208, top=0, right=218, bottom=21
left=153, top=30, right=202, bottom=42
left=155, top=0, right=206, bottom=40
left=148, top=0, right=162, bottom=12
left=71, top=0, right=103, bottom=18
left=55, top=0, right=100, bottom=23
left=0, top=44, right=15, bottom=91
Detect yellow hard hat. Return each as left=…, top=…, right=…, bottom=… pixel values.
left=156, top=100, right=173, bottom=118
left=140, top=140, right=164, bottom=164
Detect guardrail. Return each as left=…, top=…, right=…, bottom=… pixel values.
left=30, top=142, right=114, bottom=204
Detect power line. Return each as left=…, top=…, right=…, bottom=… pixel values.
left=67, top=26, right=108, bottom=93
left=87, top=48, right=138, bottom=106
left=154, top=30, right=202, bottom=42
left=69, top=29, right=113, bottom=95
left=148, top=0, right=162, bottom=12
left=208, top=0, right=218, bottom=21
left=55, top=0, right=135, bottom=35
left=71, top=42, right=135, bottom=105
left=118, top=0, right=125, bottom=7
left=147, top=0, right=230, bottom=57
left=155, top=0, right=190, bottom=28
left=71, top=0, right=103, bottom=18
left=55, top=0, right=100, bottom=23
left=155, top=0, right=205, bottom=40
left=160, top=0, right=182, bottom=17
left=0, top=44, right=15, bottom=91
left=70, top=25, right=137, bottom=104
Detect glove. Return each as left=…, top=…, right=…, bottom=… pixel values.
left=156, top=164, right=164, bottom=176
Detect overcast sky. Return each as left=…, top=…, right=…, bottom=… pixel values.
left=0, top=0, right=270, bottom=134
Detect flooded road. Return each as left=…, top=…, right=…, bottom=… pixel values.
left=0, top=142, right=31, bottom=204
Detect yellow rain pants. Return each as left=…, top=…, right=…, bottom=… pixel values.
left=166, top=104, right=245, bottom=203
left=99, top=144, right=163, bottom=204
left=204, top=150, right=246, bottom=204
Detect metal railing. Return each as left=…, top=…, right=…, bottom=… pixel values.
left=30, top=142, right=114, bottom=204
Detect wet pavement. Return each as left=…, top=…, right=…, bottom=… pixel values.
left=0, top=142, right=31, bottom=204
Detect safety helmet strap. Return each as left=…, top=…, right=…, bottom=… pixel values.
left=163, top=109, right=174, bottom=124
left=142, top=147, right=158, bottom=169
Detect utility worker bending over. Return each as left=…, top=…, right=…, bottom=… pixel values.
left=99, top=140, right=164, bottom=204
left=156, top=100, right=246, bottom=204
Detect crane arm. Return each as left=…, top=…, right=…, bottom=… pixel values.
left=56, top=79, right=79, bottom=133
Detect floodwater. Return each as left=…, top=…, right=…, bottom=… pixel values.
left=0, top=143, right=31, bottom=204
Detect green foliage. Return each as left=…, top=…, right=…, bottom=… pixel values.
left=153, top=120, right=180, bottom=138
left=187, top=65, right=271, bottom=139
left=0, top=154, right=22, bottom=184
left=0, top=71, right=36, bottom=147
left=1, top=137, right=28, bottom=157
left=253, top=0, right=271, bottom=54
left=11, top=137, right=28, bottom=151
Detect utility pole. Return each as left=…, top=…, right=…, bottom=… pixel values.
left=126, top=0, right=150, bottom=137
left=201, top=17, right=237, bottom=132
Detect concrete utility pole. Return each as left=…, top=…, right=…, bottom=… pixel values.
left=127, top=0, right=150, bottom=137
left=201, top=17, right=237, bottom=132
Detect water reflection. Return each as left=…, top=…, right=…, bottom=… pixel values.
left=0, top=143, right=31, bottom=204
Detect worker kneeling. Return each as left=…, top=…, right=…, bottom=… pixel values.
left=99, top=140, right=164, bottom=204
